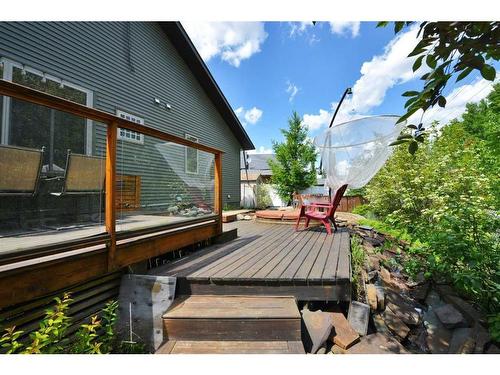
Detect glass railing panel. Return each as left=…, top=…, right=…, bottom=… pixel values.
left=116, top=132, right=215, bottom=233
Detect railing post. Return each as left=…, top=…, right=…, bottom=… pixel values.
left=106, top=121, right=117, bottom=271
left=214, top=152, right=223, bottom=234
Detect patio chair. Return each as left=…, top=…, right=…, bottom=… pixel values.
left=51, top=150, right=106, bottom=196
left=295, top=184, right=348, bottom=235
left=0, top=144, right=44, bottom=196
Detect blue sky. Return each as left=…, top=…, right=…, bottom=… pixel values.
left=183, top=22, right=496, bottom=153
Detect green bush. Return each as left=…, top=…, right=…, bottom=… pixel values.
left=1, top=295, right=119, bottom=354
left=255, top=183, right=273, bottom=209
left=363, top=85, right=500, bottom=315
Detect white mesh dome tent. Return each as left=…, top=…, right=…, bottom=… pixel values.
left=314, top=115, right=406, bottom=191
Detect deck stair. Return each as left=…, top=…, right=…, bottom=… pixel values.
left=156, top=295, right=305, bottom=354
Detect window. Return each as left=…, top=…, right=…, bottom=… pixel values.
left=116, top=109, right=144, bottom=144
left=0, top=58, right=93, bottom=172
left=185, top=133, right=199, bottom=174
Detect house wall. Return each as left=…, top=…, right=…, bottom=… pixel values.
left=0, top=22, right=242, bottom=207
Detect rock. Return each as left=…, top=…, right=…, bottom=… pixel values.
left=367, top=270, right=378, bottom=283
left=166, top=205, right=179, bottom=214
left=407, top=272, right=426, bottom=288
left=372, top=314, right=390, bottom=335
left=382, top=306, right=410, bottom=340
left=407, top=326, right=429, bottom=353
left=316, top=345, right=327, bottom=354
left=236, top=214, right=245, bottom=220
left=380, top=267, right=391, bottom=282
left=366, top=284, right=378, bottom=312
left=410, top=282, right=430, bottom=302
left=486, top=344, right=500, bottom=354
left=448, top=328, right=475, bottom=354
left=426, top=326, right=452, bottom=354
left=385, top=289, right=421, bottom=325
left=327, top=311, right=360, bottom=350
left=375, top=286, right=385, bottom=311
left=301, top=309, right=334, bottom=354
left=425, top=289, right=445, bottom=308
left=442, top=295, right=487, bottom=326
left=347, top=301, right=370, bottom=336
left=368, top=256, right=381, bottom=271
left=424, top=308, right=452, bottom=354
left=243, top=215, right=252, bottom=220
left=471, top=322, right=490, bottom=353
left=331, top=345, right=347, bottom=354
left=346, top=333, right=409, bottom=354
left=434, top=304, right=468, bottom=329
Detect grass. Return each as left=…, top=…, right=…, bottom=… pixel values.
left=350, top=235, right=366, bottom=300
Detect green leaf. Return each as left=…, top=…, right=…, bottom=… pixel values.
left=438, top=96, right=447, bottom=108
left=397, top=107, right=419, bottom=124
left=407, top=124, right=418, bottom=129
left=408, top=48, right=426, bottom=57
left=456, top=67, right=474, bottom=82
left=413, top=56, right=424, bottom=72
left=402, top=91, right=420, bottom=97
left=389, top=139, right=410, bottom=146
left=376, top=22, right=389, bottom=28
left=480, top=64, right=496, bottom=81
left=408, top=141, right=418, bottom=155
left=394, top=22, right=405, bottom=33
left=426, top=54, right=437, bottom=69
left=397, top=134, right=413, bottom=140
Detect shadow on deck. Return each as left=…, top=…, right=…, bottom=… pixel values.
left=150, top=221, right=352, bottom=301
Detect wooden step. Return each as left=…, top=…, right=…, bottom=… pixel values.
left=156, top=340, right=305, bottom=354
left=162, top=295, right=301, bottom=341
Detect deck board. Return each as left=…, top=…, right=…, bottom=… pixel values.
left=150, top=221, right=352, bottom=301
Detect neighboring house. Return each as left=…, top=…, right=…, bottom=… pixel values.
left=300, top=177, right=329, bottom=195
left=0, top=22, right=253, bottom=214
left=240, top=153, right=284, bottom=208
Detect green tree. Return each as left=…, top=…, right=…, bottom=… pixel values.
left=268, top=112, right=317, bottom=204
left=378, top=22, right=499, bottom=153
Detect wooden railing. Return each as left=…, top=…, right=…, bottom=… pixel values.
left=0, top=79, right=224, bottom=307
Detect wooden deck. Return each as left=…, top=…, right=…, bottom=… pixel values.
left=150, top=221, right=352, bottom=301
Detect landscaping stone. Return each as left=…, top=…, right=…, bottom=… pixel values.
left=410, top=282, right=430, bottom=302
left=426, top=326, right=452, bottom=354
left=375, top=286, right=385, bottom=311
left=316, top=345, right=327, bottom=354
left=372, top=314, right=390, bottom=335
left=425, top=289, right=445, bottom=308
left=434, top=304, right=467, bottom=329
left=486, top=344, right=500, bottom=354
left=331, top=344, right=347, bottom=354
left=367, top=270, right=379, bottom=283
left=301, top=309, right=334, bottom=354
left=347, top=301, right=370, bottom=336
left=382, top=306, right=410, bottom=340
left=346, top=333, right=409, bottom=354
left=327, top=311, right=360, bottom=349
left=471, top=322, right=491, bottom=353
left=407, top=326, right=429, bottom=353
left=406, top=272, right=426, bottom=288
left=448, top=328, right=475, bottom=354
left=423, top=308, right=452, bottom=354
left=368, top=256, right=381, bottom=271
left=366, top=284, right=378, bottom=312
left=442, top=295, right=487, bottom=326
left=385, top=289, right=421, bottom=325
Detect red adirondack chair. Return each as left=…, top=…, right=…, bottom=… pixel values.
left=295, top=184, right=348, bottom=235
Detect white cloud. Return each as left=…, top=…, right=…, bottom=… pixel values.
left=182, top=22, right=267, bottom=67
left=248, top=146, right=273, bottom=154
left=302, top=25, right=424, bottom=133
left=235, top=106, right=263, bottom=127
left=289, top=22, right=313, bottom=37
left=328, top=22, right=360, bottom=38
left=286, top=81, right=299, bottom=102
left=409, top=76, right=497, bottom=126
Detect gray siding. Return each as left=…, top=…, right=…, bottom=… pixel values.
left=0, top=22, right=242, bottom=207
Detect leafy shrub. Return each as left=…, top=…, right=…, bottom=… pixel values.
left=1, top=295, right=120, bottom=354
left=350, top=235, right=366, bottom=299
left=255, top=183, right=273, bottom=209
left=363, top=85, right=500, bottom=317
